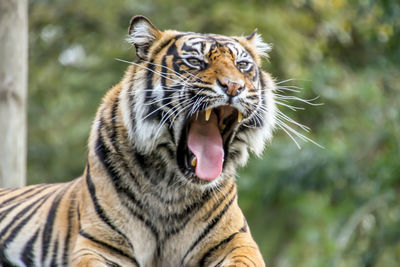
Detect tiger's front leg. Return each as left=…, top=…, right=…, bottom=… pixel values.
left=206, top=232, right=265, bottom=267
left=71, top=231, right=138, bottom=267
left=71, top=240, right=111, bottom=267
left=71, top=255, right=107, bottom=267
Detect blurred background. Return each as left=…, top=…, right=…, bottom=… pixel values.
left=28, top=0, right=400, bottom=266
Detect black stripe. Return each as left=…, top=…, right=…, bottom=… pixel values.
left=99, top=113, right=172, bottom=205
left=96, top=120, right=145, bottom=208
left=95, top=122, right=161, bottom=241
left=195, top=86, right=215, bottom=94
left=21, top=229, right=40, bottom=266
left=144, top=37, right=182, bottom=121
left=0, top=191, right=52, bottom=241
left=193, top=80, right=212, bottom=85
left=78, top=230, right=138, bottom=266
left=95, top=122, right=147, bottom=209
left=133, top=150, right=150, bottom=179
left=63, top=186, right=77, bottom=266
left=155, top=143, right=174, bottom=162
left=85, top=165, right=134, bottom=252
left=0, top=192, right=53, bottom=264
left=199, top=231, right=240, bottom=266
left=246, top=95, right=258, bottom=100
left=142, top=36, right=182, bottom=121
left=167, top=41, right=183, bottom=76
left=0, top=187, right=37, bottom=205
left=0, top=202, right=26, bottom=223
left=231, top=255, right=257, bottom=266
left=50, top=237, right=59, bottom=266
left=151, top=35, right=183, bottom=57
left=215, top=246, right=258, bottom=267
left=0, top=184, right=49, bottom=206
left=161, top=44, right=174, bottom=106
left=0, top=185, right=52, bottom=223
left=198, top=220, right=247, bottom=266
left=110, top=97, right=119, bottom=144
left=0, top=188, right=18, bottom=197
left=41, top=186, right=68, bottom=264
left=145, top=61, right=155, bottom=100
left=201, top=183, right=235, bottom=222
left=128, top=92, right=137, bottom=135
left=97, top=117, right=179, bottom=204
left=144, top=61, right=161, bottom=121
left=181, top=194, right=237, bottom=265
left=181, top=42, right=201, bottom=53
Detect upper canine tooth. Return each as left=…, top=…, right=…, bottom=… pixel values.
left=205, top=109, right=212, bottom=121
left=191, top=157, right=197, bottom=167
left=238, top=112, right=243, bottom=122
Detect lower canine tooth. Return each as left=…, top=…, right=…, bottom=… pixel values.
left=238, top=112, right=243, bottom=122
left=205, top=109, right=212, bottom=121
left=191, top=157, right=197, bottom=167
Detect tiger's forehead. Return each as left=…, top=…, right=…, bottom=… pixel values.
left=175, top=34, right=251, bottom=60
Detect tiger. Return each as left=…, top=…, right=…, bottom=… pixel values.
left=0, top=15, right=277, bottom=266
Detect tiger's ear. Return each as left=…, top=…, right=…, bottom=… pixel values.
left=128, top=16, right=161, bottom=60
left=246, top=29, right=272, bottom=58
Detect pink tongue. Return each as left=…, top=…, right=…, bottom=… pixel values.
left=187, top=113, right=224, bottom=180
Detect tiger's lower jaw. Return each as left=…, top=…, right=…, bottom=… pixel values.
left=177, top=105, right=241, bottom=183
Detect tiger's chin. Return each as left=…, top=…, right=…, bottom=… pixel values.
left=177, top=105, right=242, bottom=184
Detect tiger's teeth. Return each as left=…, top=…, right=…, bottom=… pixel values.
left=238, top=112, right=243, bottom=122
left=220, top=124, right=226, bottom=131
left=191, top=157, right=197, bottom=167
left=205, top=109, right=212, bottom=121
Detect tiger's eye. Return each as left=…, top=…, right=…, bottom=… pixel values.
left=187, top=58, right=202, bottom=67
left=237, top=61, right=250, bottom=69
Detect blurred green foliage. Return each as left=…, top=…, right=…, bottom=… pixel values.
left=28, top=0, right=400, bottom=266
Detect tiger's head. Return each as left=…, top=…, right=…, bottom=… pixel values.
left=122, top=16, right=276, bottom=186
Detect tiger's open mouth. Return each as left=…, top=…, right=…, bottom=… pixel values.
left=177, top=105, right=242, bottom=182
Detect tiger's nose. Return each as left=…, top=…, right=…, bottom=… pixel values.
left=218, top=78, right=244, bottom=97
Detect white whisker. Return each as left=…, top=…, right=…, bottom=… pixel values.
left=276, top=110, right=310, bottom=132
left=141, top=98, right=185, bottom=121
left=276, top=118, right=323, bottom=148
left=275, top=78, right=297, bottom=85
left=145, top=95, right=184, bottom=106
left=275, top=100, right=305, bottom=111
left=141, top=59, right=198, bottom=81
left=276, top=86, right=301, bottom=93
left=154, top=98, right=193, bottom=136
left=115, top=58, right=187, bottom=85
left=277, top=96, right=323, bottom=106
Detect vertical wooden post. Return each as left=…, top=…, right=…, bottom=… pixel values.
left=0, top=0, right=28, bottom=188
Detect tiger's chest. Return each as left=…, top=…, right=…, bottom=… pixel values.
left=77, top=177, right=238, bottom=266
